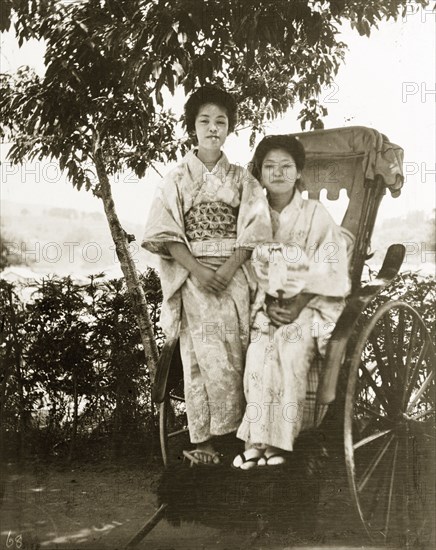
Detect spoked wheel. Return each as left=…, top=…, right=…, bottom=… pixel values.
left=159, top=379, right=189, bottom=467
left=344, top=300, right=435, bottom=547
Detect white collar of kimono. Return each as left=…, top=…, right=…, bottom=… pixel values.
left=184, top=148, right=231, bottom=179
left=269, top=188, right=304, bottom=217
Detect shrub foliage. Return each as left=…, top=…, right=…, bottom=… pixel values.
left=0, top=270, right=163, bottom=461
left=0, top=270, right=433, bottom=462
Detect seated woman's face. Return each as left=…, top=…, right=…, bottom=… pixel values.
left=195, top=103, right=229, bottom=152
left=261, top=148, right=300, bottom=198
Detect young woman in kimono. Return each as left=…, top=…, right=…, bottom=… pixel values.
left=142, top=87, right=271, bottom=465
left=232, top=135, right=353, bottom=469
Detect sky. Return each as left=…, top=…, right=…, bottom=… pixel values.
left=1, top=3, right=435, bottom=228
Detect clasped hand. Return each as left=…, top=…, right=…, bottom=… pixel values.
left=193, top=263, right=234, bottom=293
left=267, top=301, right=301, bottom=327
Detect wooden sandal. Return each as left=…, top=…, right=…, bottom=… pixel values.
left=257, top=453, right=286, bottom=467
left=231, top=450, right=264, bottom=470
left=183, top=449, right=222, bottom=466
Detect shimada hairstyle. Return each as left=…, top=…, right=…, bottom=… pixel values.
left=184, top=86, right=238, bottom=135
left=251, top=134, right=306, bottom=183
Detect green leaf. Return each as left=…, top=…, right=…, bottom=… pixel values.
left=0, top=0, right=13, bottom=32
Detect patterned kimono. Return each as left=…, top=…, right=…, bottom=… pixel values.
left=142, top=150, right=271, bottom=443
left=237, top=189, right=353, bottom=451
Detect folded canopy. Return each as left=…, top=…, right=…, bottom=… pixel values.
left=290, top=126, right=404, bottom=199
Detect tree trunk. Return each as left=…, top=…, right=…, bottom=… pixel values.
left=93, top=144, right=159, bottom=381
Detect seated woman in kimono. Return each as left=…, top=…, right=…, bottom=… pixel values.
left=232, top=135, right=353, bottom=470
left=142, top=87, right=271, bottom=465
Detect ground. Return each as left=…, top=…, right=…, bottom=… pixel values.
left=1, top=455, right=399, bottom=550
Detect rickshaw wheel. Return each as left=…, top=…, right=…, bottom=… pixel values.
left=159, top=381, right=188, bottom=467
left=344, top=300, right=435, bottom=547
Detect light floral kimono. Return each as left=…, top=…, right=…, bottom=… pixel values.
left=142, top=150, right=271, bottom=443
left=236, top=189, right=353, bottom=451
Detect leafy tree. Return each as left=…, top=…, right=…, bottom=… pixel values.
left=0, top=0, right=426, bottom=378
left=0, top=280, right=29, bottom=459
left=366, top=271, right=436, bottom=339
left=0, top=224, right=31, bottom=271
left=1, top=235, right=12, bottom=271
left=1, top=273, right=163, bottom=462
left=86, top=274, right=153, bottom=457
left=23, top=276, right=95, bottom=460
left=425, top=210, right=435, bottom=252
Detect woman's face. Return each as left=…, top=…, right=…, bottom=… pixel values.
left=260, top=148, right=300, bottom=198
left=194, top=103, right=229, bottom=153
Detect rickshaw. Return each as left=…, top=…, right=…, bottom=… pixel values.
left=128, top=126, right=435, bottom=548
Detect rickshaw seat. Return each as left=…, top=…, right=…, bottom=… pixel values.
left=291, top=126, right=404, bottom=409
left=152, top=126, right=405, bottom=414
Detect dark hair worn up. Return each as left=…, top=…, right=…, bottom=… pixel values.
left=184, top=86, right=238, bottom=135
left=251, top=134, right=306, bottom=182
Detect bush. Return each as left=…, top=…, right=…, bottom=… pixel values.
left=0, top=270, right=163, bottom=462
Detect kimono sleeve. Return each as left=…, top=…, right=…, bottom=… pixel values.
left=304, top=203, right=352, bottom=297
left=141, top=168, right=189, bottom=259
left=235, top=168, right=272, bottom=249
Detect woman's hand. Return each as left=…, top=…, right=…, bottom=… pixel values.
left=192, top=264, right=227, bottom=293
left=267, top=302, right=301, bottom=327
left=212, top=262, right=237, bottom=289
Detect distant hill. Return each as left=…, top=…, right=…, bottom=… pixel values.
left=1, top=201, right=150, bottom=277
left=371, top=210, right=435, bottom=273
left=1, top=201, right=434, bottom=277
